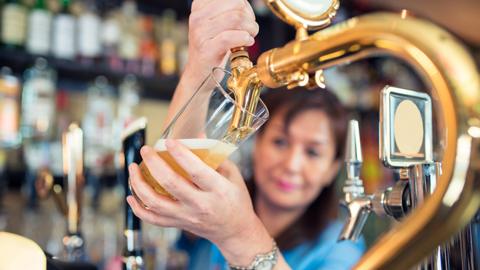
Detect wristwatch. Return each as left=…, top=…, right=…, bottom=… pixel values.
left=229, top=241, right=278, bottom=270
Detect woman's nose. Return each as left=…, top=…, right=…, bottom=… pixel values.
left=283, top=147, right=303, bottom=174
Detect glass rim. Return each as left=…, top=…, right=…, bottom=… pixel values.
left=211, top=67, right=270, bottom=122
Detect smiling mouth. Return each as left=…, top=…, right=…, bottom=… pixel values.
left=276, top=180, right=299, bottom=192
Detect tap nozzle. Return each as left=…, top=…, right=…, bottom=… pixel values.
left=339, top=197, right=372, bottom=241
left=225, top=47, right=263, bottom=143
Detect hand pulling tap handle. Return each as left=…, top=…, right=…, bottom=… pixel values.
left=121, top=117, right=147, bottom=270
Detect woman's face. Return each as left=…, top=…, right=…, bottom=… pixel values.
left=253, top=109, right=339, bottom=211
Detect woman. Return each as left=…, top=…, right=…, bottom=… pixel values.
left=127, top=0, right=365, bottom=269
left=177, top=89, right=366, bottom=269
left=128, top=89, right=366, bottom=269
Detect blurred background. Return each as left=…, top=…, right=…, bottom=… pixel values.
left=0, top=0, right=478, bottom=269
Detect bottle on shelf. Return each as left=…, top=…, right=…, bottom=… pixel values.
left=51, top=0, right=76, bottom=60
left=114, top=74, right=141, bottom=201
left=118, top=0, right=140, bottom=74
left=139, top=16, right=157, bottom=77
left=48, top=90, right=71, bottom=179
left=156, top=9, right=177, bottom=76
left=175, top=21, right=189, bottom=75
left=77, top=0, right=101, bottom=64
left=117, top=74, right=141, bottom=131
left=21, top=58, right=57, bottom=208
left=21, top=58, right=57, bottom=140
left=0, top=67, right=21, bottom=148
left=101, top=10, right=123, bottom=72
left=26, top=0, right=52, bottom=55
left=82, top=76, right=116, bottom=207
left=1, top=0, right=28, bottom=49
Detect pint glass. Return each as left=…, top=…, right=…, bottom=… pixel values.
left=139, top=68, right=269, bottom=197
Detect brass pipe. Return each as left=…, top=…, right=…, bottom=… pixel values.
left=252, top=12, right=480, bottom=269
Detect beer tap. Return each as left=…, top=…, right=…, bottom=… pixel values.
left=224, top=47, right=264, bottom=144
left=339, top=120, right=371, bottom=241
left=339, top=119, right=412, bottom=241
left=62, top=123, right=86, bottom=261
left=121, top=117, right=147, bottom=270
left=35, top=123, right=87, bottom=262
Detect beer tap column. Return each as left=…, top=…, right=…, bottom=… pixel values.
left=121, top=117, right=147, bottom=270
left=339, top=120, right=372, bottom=241
left=339, top=120, right=413, bottom=241
left=62, top=123, right=86, bottom=261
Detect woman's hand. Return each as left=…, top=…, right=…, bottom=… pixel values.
left=165, top=0, right=259, bottom=126
left=184, top=0, right=259, bottom=82
left=127, top=140, right=274, bottom=266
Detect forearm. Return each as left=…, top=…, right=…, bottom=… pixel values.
left=163, top=65, right=206, bottom=128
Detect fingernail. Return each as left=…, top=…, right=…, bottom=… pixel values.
left=247, top=35, right=255, bottom=45
left=128, top=164, right=134, bottom=174
left=140, top=145, right=153, bottom=156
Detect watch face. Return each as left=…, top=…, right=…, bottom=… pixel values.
left=257, top=261, right=274, bottom=270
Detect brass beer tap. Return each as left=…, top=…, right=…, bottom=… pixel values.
left=225, top=0, right=480, bottom=268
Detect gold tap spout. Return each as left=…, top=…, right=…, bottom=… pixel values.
left=225, top=47, right=264, bottom=143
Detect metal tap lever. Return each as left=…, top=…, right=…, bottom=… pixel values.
left=339, top=120, right=371, bottom=241
left=62, top=123, right=86, bottom=261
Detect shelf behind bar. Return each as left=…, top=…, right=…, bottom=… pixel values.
left=0, top=47, right=178, bottom=101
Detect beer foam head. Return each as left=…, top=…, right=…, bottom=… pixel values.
left=154, top=138, right=237, bottom=156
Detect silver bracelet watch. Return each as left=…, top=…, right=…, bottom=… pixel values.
left=229, top=241, right=278, bottom=270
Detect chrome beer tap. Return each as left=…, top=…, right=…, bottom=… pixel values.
left=62, top=123, right=86, bottom=261
left=339, top=119, right=413, bottom=241
left=34, top=123, right=87, bottom=262
left=339, top=120, right=372, bottom=241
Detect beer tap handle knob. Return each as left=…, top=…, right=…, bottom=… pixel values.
left=343, top=120, right=365, bottom=198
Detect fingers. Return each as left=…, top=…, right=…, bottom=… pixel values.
left=204, top=10, right=259, bottom=39
left=192, top=0, right=252, bottom=22
left=127, top=196, right=177, bottom=227
left=186, top=0, right=257, bottom=75
left=217, top=160, right=245, bottom=186
left=139, top=146, right=200, bottom=203
left=128, top=163, right=180, bottom=216
left=165, top=139, right=223, bottom=191
left=189, top=0, right=257, bottom=53
left=243, top=0, right=256, bottom=21
left=201, top=30, right=255, bottom=60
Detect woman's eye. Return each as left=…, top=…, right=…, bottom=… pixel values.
left=272, top=137, right=287, bottom=148
left=306, top=148, right=320, bottom=158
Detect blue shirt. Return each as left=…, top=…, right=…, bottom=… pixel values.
left=176, top=221, right=366, bottom=270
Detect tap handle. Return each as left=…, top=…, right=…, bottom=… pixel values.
left=62, top=123, right=85, bottom=261
left=121, top=117, right=147, bottom=269
left=345, top=120, right=363, bottom=182
left=121, top=117, right=147, bottom=231
left=62, top=123, right=84, bottom=236
left=345, top=120, right=363, bottom=164
left=343, top=119, right=365, bottom=200
left=229, top=47, right=253, bottom=72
